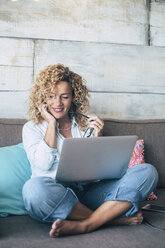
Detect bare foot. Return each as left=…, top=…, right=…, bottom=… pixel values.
left=49, top=219, right=85, bottom=238
left=109, top=211, right=143, bottom=226
left=49, top=212, right=143, bottom=238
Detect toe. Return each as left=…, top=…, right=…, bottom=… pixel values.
left=52, top=219, right=62, bottom=229
left=49, top=219, right=63, bottom=238
left=49, top=228, right=60, bottom=238
left=137, top=211, right=143, bottom=217
left=49, top=229, right=55, bottom=238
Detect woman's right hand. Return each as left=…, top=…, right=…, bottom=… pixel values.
left=38, top=102, right=56, bottom=126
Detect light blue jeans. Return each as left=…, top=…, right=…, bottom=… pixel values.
left=22, top=163, right=158, bottom=223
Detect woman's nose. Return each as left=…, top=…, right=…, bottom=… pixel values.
left=53, top=97, right=62, bottom=106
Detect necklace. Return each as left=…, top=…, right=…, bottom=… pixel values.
left=59, top=125, right=72, bottom=131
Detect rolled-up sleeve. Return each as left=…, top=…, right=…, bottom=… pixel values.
left=22, top=122, right=59, bottom=171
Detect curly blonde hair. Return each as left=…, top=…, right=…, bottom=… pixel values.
left=28, top=64, right=90, bottom=130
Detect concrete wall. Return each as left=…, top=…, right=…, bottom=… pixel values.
left=0, top=0, right=165, bottom=119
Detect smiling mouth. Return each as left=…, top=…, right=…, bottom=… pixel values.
left=53, top=108, right=64, bottom=113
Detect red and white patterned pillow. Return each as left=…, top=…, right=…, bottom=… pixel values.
left=128, top=139, right=145, bottom=168
left=128, top=139, right=157, bottom=200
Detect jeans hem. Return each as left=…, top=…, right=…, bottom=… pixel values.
left=43, top=187, right=78, bottom=222
left=104, top=186, right=141, bottom=217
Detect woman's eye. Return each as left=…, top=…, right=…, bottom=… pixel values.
left=49, top=95, right=54, bottom=99
left=62, top=96, right=69, bottom=100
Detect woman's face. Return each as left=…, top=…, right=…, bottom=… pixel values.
left=46, top=81, right=72, bottom=120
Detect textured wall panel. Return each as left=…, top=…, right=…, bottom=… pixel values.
left=0, top=66, right=33, bottom=91
left=90, top=92, right=165, bottom=119
left=0, top=0, right=147, bottom=45
left=0, top=92, right=29, bottom=118
left=34, top=40, right=165, bottom=94
left=0, top=38, right=33, bottom=66
left=0, top=38, right=33, bottom=90
left=1, top=91, right=164, bottom=120
left=150, top=1, right=165, bottom=46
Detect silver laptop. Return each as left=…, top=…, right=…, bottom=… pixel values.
left=56, top=135, right=138, bottom=182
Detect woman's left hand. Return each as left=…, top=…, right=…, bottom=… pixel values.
left=87, top=115, right=104, bottom=137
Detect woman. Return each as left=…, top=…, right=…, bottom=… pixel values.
left=22, top=64, right=158, bottom=237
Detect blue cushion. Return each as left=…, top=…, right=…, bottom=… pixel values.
left=0, top=143, right=31, bottom=217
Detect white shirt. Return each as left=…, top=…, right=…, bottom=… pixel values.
left=22, top=118, right=87, bottom=179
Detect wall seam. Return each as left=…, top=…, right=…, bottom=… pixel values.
left=89, top=91, right=165, bottom=96
left=146, top=0, right=151, bottom=46
left=32, top=39, right=35, bottom=85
